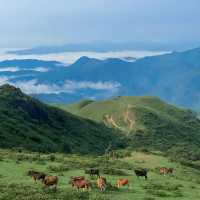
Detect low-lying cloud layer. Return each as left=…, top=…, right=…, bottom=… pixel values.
left=0, top=67, right=20, bottom=72
left=0, top=77, right=121, bottom=95
left=0, top=67, right=49, bottom=72
left=0, top=76, right=9, bottom=85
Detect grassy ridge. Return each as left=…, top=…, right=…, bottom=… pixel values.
left=0, top=85, right=125, bottom=154
left=57, top=96, right=200, bottom=159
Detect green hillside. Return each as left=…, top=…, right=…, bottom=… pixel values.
left=58, top=96, right=200, bottom=160
left=0, top=84, right=125, bottom=154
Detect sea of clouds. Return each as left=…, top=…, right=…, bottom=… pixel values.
left=0, top=48, right=168, bottom=96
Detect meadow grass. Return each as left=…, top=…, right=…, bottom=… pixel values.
left=0, top=150, right=200, bottom=200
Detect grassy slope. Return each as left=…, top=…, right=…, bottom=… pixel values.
left=1, top=149, right=200, bottom=200
left=57, top=96, right=200, bottom=154
left=0, top=85, right=125, bottom=154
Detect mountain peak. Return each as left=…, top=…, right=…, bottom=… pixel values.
left=74, top=56, right=100, bottom=65
left=0, top=84, right=22, bottom=96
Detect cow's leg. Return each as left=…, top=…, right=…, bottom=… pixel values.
left=76, top=187, right=79, bottom=192
left=54, top=184, right=57, bottom=192
left=33, top=177, right=37, bottom=183
left=88, top=185, right=91, bottom=191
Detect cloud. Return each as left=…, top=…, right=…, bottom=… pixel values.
left=0, top=66, right=49, bottom=72
left=0, top=76, right=9, bottom=84
left=32, top=67, right=49, bottom=72
left=63, top=80, right=121, bottom=92
left=12, top=79, right=121, bottom=94
left=2, top=49, right=168, bottom=64
left=0, top=67, right=20, bottom=72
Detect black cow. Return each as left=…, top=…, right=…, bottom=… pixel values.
left=27, top=170, right=46, bottom=182
left=134, top=169, right=148, bottom=180
left=85, top=169, right=100, bottom=177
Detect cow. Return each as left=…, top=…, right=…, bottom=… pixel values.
left=97, top=177, right=106, bottom=191
left=116, top=179, right=129, bottom=188
left=70, top=178, right=91, bottom=191
left=27, top=170, right=46, bottom=182
left=134, top=169, right=148, bottom=180
left=70, top=176, right=85, bottom=181
left=159, top=167, right=174, bottom=175
left=85, top=169, right=100, bottom=177
left=43, top=175, right=58, bottom=190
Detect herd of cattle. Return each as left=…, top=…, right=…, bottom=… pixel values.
left=27, top=167, right=174, bottom=191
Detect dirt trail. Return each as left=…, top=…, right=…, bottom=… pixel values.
left=103, top=105, right=136, bottom=131
left=123, top=104, right=136, bottom=129
left=104, top=114, right=121, bottom=129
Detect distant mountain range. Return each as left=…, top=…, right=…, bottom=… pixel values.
left=0, top=47, right=200, bottom=109
left=6, top=42, right=195, bottom=55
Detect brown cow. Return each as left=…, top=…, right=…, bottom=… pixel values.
left=116, top=179, right=129, bottom=188
left=27, top=170, right=46, bottom=182
left=71, top=179, right=91, bottom=190
left=70, top=176, right=85, bottom=181
left=43, top=175, right=58, bottom=190
left=69, top=176, right=91, bottom=190
left=159, top=167, right=174, bottom=175
left=97, top=177, right=106, bottom=191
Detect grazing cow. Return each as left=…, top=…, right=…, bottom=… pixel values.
left=134, top=169, right=148, bottom=180
left=27, top=170, right=46, bottom=182
left=159, top=167, right=168, bottom=175
left=159, top=167, right=174, bottom=175
left=70, top=176, right=85, bottom=181
left=85, top=169, right=100, bottom=177
left=116, top=179, right=129, bottom=188
left=43, top=175, right=58, bottom=190
left=70, top=178, right=91, bottom=190
left=97, top=177, right=106, bottom=191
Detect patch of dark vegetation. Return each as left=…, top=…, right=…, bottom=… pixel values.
left=142, top=197, right=155, bottom=200
left=100, top=167, right=128, bottom=176
left=146, top=190, right=170, bottom=198
left=143, top=181, right=183, bottom=198
left=47, top=164, right=69, bottom=173
left=107, top=150, right=132, bottom=159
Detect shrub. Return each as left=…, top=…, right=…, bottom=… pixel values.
left=47, top=164, right=69, bottom=173
left=108, top=150, right=132, bottom=159
left=100, top=167, right=128, bottom=176
left=49, top=154, right=56, bottom=162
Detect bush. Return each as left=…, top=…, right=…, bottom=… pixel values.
left=47, top=164, right=69, bottom=173
left=49, top=154, right=56, bottom=162
left=100, top=167, right=128, bottom=176
left=108, top=150, right=132, bottom=159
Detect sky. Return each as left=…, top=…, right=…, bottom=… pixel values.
left=0, top=0, right=200, bottom=48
